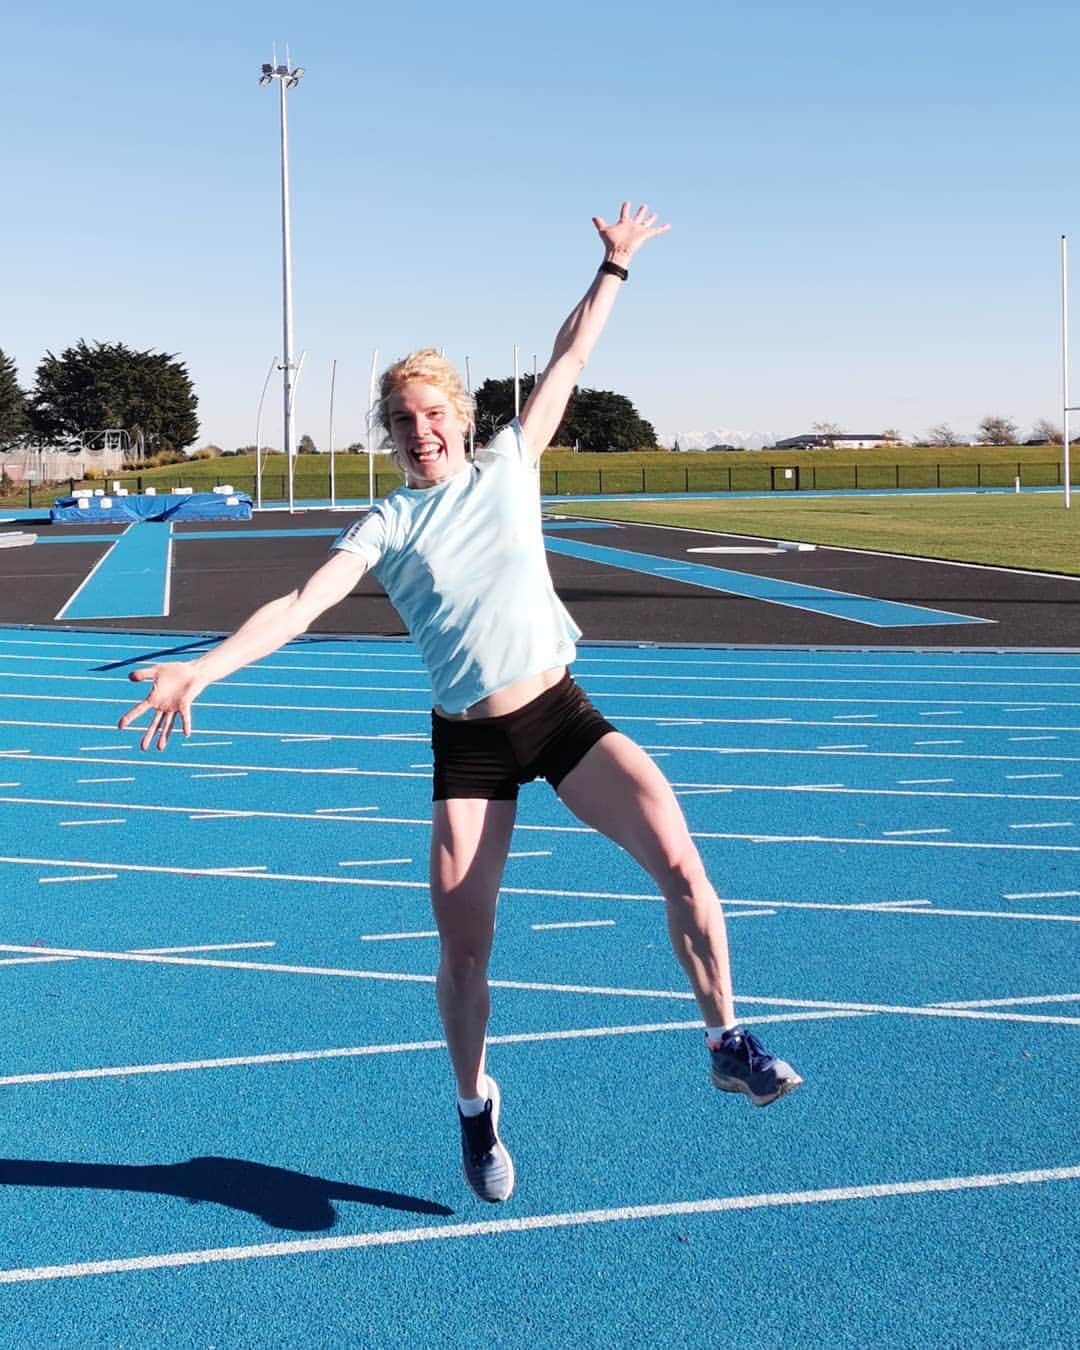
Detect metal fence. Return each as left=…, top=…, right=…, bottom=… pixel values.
left=5, top=460, right=1078, bottom=509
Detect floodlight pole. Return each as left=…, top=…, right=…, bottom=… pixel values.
left=1062, top=235, right=1073, bottom=509
left=513, top=345, right=520, bottom=418
left=259, top=53, right=304, bottom=513
left=328, top=358, right=337, bottom=509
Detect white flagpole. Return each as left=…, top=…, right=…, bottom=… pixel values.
left=1063, top=235, right=1073, bottom=510
left=368, top=349, right=379, bottom=508
left=254, top=354, right=276, bottom=511
left=328, top=358, right=338, bottom=509
left=513, top=344, right=520, bottom=419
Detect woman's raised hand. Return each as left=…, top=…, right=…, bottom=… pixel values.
left=118, top=663, right=206, bottom=752
left=591, top=201, right=670, bottom=263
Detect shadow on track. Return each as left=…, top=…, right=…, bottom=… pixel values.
left=0, top=1156, right=454, bottom=1231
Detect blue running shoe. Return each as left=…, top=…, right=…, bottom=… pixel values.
left=458, top=1077, right=515, bottom=1203
left=708, top=1028, right=802, bottom=1106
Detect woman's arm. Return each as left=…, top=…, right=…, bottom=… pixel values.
left=519, top=201, right=669, bottom=459
left=118, top=548, right=370, bottom=751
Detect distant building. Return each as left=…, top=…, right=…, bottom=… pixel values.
left=774, top=432, right=897, bottom=450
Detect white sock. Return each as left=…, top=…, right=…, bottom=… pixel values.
left=457, top=1077, right=489, bottom=1116
left=706, top=1023, right=739, bottom=1044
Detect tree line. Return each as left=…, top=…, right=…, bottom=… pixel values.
left=0, top=342, right=198, bottom=458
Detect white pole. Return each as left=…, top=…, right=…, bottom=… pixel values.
left=328, top=358, right=337, bottom=509
left=1063, top=235, right=1073, bottom=510
left=254, top=354, right=276, bottom=510
left=367, top=348, right=379, bottom=508
left=278, top=75, right=298, bottom=515
left=465, top=355, right=475, bottom=458
left=513, top=344, right=520, bottom=418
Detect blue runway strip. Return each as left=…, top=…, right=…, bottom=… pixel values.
left=542, top=535, right=991, bottom=628
left=56, top=522, right=172, bottom=621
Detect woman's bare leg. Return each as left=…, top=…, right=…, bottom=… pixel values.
left=556, top=733, right=735, bottom=1027
left=429, top=797, right=517, bottom=1098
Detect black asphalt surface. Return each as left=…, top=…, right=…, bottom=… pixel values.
left=1, top=508, right=1078, bottom=648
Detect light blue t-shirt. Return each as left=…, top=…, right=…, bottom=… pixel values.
left=331, top=420, right=580, bottom=713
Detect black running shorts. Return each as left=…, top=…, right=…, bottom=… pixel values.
left=431, top=672, right=617, bottom=801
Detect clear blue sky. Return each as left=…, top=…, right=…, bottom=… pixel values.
left=6, top=0, right=1080, bottom=449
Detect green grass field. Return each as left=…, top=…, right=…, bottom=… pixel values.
left=546, top=492, right=1080, bottom=575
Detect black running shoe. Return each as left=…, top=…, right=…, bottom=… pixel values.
left=458, top=1077, right=515, bottom=1202
left=708, top=1027, right=803, bottom=1106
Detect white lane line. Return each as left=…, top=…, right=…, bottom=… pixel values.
left=865, top=899, right=932, bottom=909
left=1005, top=774, right=1063, bottom=781
left=359, top=931, right=439, bottom=942
left=315, top=805, right=378, bottom=814
left=280, top=735, right=333, bottom=743
left=38, top=873, right=118, bottom=885
left=531, top=920, right=617, bottom=931
left=189, top=811, right=254, bottom=821
left=75, top=777, right=135, bottom=785
left=897, top=778, right=954, bottom=785
left=1008, top=821, right=1074, bottom=830
left=1009, top=735, right=1059, bottom=742
left=882, top=828, right=951, bottom=837
left=1, top=943, right=1078, bottom=1025
left=815, top=744, right=868, bottom=750
left=675, top=788, right=733, bottom=796
left=1004, top=890, right=1080, bottom=900
left=181, top=741, right=233, bottom=748
left=57, top=819, right=125, bottom=828
left=507, top=850, right=552, bottom=859
left=128, top=943, right=277, bottom=955
left=721, top=908, right=777, bottom=919
left=832, top=714, right=877, bottom=721
left=409, top=762, right=433, bottom=769
left=918, top=711, right=965, bottom=718
left=0, top=781, right=19, bottom=787
left=189, top=772, right=247, bottom=779
left=913, top=740, right=963, bottom=746
left=77, top=745, right=129, bottom=752
left=3, top=853, right=1079, bottom=924
left=0, top=956, right=76, bottom=967
left=0, top=1012, right=851, bottom=1089
left=338, top=859, right=413, bottom=868
left=1002, top=706, right=1049, bottom=712
left=931, top=992, right=1080, bottom=1010
left=2, top=1166, right=1076, bottom=1285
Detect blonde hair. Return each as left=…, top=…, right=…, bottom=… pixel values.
left=376, top=349, right=474, bottom=433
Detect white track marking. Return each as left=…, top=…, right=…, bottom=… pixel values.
left=77, top=745, right=129, bottom=752
left=359, top=931, right=440, bottom=942
left=531, top=920, right=617, bottom=931
left=815, top=744, right=868, bottom=750
left=1005, top=773, right=1063, bottom=780
left=507, top=850, right=552, bottom=859
left=127, top=943, right=277, bottom=955
left=57, top=819, right=125, bottom=828
left=1009, top=821, right=1073, bottom=830
left=1, top=1167, right=1076, bottom=1285
left=189, top=772, right=247, bottom=779
left=315, top=805, right=378, bottom=814
left=897, top=778, right=954, bottom=785
left=76, top=777, right=135, bottom=784
left=2, top=854, right=1079, bottom=922
left=1010, top=735, right=1059, bottom=742
left=337, top=859, right=413, bottom=868
left=1004, top=890, right=1080, bottom=899
left=0, top=956, right=76, bottom=966
left=931, top=993, right=1080, bottom=1009
left=0, top=942, right=1077, bottom=1025
left=37, top=873, right=118, bottom=885
left=0, top=1014, right=849, bottom=1089
left=882, top=828, right=951, bottom=837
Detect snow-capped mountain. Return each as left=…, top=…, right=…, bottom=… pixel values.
left=659, top=429, right=776, bottom=451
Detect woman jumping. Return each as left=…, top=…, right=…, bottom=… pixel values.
left=119, top=202, right=801, bottom=1204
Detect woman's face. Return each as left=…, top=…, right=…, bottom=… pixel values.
left=387, top=380, right=469, bottom=488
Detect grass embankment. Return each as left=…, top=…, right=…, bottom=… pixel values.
left=3, top=441, right=1074, bottom=510
left=547, top=493, right=1080, bottom=575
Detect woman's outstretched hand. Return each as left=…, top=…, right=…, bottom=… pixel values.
left=118, top=663, right=207, bottom=752
left=591, top=201, right=670, bottom=263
